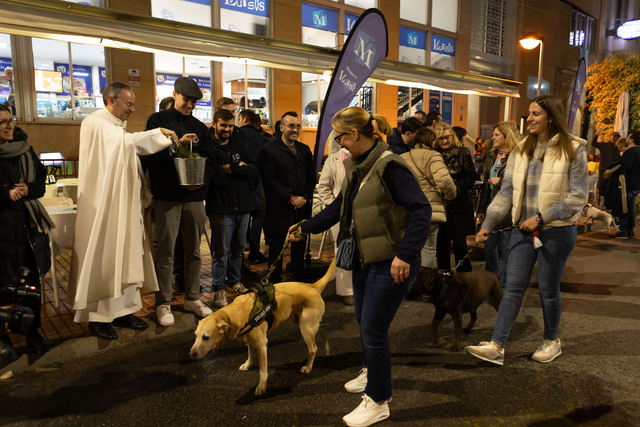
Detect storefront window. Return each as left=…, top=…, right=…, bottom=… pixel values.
left=62, top=0, right=105, bottom=6
left=301, top=3, right=339, bottom=48
left=430, top=34, right=455, bottom=70
left=301, top=72, right=329, bottom=127
left=0, top=34, right=14, bottom=115
left=151, top=0, right=211, bottom=27
left=220, top=0, right=269, bottom=35
left=400, top=0, right=428, bottom=26
left=33, top=38, right=105, bottom=120
left=399, top=27, right=426, bottom=65
left=220, top=62, right=269, bottom=124
left=344, top=0, right=377, bottom=8
left=431, top=0, right=458, bottom=33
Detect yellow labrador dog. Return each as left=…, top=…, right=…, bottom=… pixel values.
left=190, top=261, right=337, bottom=395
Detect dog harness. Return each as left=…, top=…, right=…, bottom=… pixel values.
left=238, top=282, right=277, bottom=336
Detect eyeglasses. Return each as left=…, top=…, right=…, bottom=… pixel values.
left=0, top=117, right=16, bottom=128
left=284, top=124, right=302, bottom=131
left=115, top=97, right=136, bottom=108
left=334, top=132, right=349, bottom=145
left=438, top=135, right=453, bottom=141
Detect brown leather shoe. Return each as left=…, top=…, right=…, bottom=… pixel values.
left=341, top=295, right=354, bottom=306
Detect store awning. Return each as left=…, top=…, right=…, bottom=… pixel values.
left=0, top=0, right=521, bottom=97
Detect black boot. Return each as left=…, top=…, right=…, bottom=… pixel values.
left=26, top=331, right=50, bottom=353
left=89, top=322, right=118, bottom=340
left=112, top=314, right=148, bottom=331
left=0, top=334, right=19, bottom=361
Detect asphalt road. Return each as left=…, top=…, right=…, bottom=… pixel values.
left=1, top=231, right=639, bottom=427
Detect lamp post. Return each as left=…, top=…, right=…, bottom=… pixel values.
left=519, top=33, right=544, bottom=97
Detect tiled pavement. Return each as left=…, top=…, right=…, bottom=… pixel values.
left=8, top=226, right=336, bottom=349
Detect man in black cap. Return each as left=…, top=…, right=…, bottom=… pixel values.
left=144, top=76, right=218, bottom=326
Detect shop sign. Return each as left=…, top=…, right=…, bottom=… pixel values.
left=345, top=13, right=359, bottom=35
left=429, top=90, right=441, bottom=112
left=399, top=26, right=426, bottom=50
left=54, top=63, right=93, bottom=96
left=190, top=76, right=211, bottom=107
left=431, top=34, right=455, bottom=56
left=0, top=57, right=12, bottom=96
left=221, top=0, right=268, bottom=18
left=301, top=3, right=338, bottom=32
left=616, top=19, right=640, bottom=40
left=441, top=91, right=453, bottom=124
left=156, top=73, right=182, bottom=87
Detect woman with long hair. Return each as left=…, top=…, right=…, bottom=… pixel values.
left=476, top=122, right=519, bottom=286
left=433, top=123, right=476, bottom=272
left=467, top=95, right=588, bottom=365
left=289, top=106, right=431, bottom=427
left=401, top=128, right=457, bottom=268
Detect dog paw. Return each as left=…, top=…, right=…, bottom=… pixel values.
left=449, top=343, right=462, bottom=352
left=239, top=362, right=252, bottom=371
left=299, top=366, right=312, bottom=374
left=255, top=385, right=267, bottom=396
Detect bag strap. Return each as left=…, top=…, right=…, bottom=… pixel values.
left=359, top=150, right=392, bottom=190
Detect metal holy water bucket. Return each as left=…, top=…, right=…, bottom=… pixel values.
left=174, top=157, right=206, bottom=186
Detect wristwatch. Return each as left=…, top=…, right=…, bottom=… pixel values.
left=535, top=211, right=544, bottom=226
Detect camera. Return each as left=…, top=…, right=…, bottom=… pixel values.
left=0, top=267, right=40, bottom=334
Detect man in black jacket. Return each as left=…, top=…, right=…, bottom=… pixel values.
left=260, top=111, right=315, bottom=283
left=207, top=109, right=258, bottom=307
left=607, top=131, right=640, bottom=239
left=144, top=77, right=217, bottom=326
left=387, top=117, right=422, bottom=155
left=592, top=129, right=621, bottom=208
left=238, top=109, right=268, bottom=262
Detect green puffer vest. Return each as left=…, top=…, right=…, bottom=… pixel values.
left=337, top=140, right=414, bottom=267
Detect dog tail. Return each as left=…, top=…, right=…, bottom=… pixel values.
left=311, top=259, right=338, bottom=293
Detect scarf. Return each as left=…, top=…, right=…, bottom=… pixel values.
left=0, top=138, right=30, bottom=159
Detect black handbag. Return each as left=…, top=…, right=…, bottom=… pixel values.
left=335, top=219, right=356, bottom=270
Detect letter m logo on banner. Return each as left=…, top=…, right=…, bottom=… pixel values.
left=354, top=30, right=376, bottom=69
left=313, top=10, right=327, bottom=28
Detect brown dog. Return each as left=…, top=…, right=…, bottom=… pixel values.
left=415, top=267, right=503, bottom=351
left=190, top=261, right=337, bottom=396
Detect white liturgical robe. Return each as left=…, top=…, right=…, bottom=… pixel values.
left=68, top=108, right=172, bottom=323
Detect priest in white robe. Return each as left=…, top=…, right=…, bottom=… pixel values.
left=68, top=82, right=179, bottom=340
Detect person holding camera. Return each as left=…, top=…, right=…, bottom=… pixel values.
left=0, top=104, right=53, bottom=360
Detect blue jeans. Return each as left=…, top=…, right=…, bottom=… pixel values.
left=209, top=214, right=250, bottom=291
left=619, top=189, right=640, bottom=234
left=353, top=257, right=420, bottom=403
left=484, top=224, right=511, bottom=287
left=492, top=226, right=577, bottom=347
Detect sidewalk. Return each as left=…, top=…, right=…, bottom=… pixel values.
left=1, top=217, right=613, bottom=376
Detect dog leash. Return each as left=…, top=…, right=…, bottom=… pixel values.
left=449, top=225, right=517, bottom=273
left=262, top=219, right=308, bottom=285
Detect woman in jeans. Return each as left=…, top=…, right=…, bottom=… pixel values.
left=476, top=123, right=519, bottom=286
left=289, top=106, right=430, bottom=427
left=466, top=95, right=588, bottom=365
left=433, top=123, right=476, bottom=272
left=401, top=128, right=457, bottom=268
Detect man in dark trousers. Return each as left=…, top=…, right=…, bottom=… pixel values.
left=607, top=131, right=640, bottom=239
left=145, top=77, right=217, bottom=326
left=207, top=109, right=258, bottom=307
left=238, top=109, right=268, bottom=262
left=592, top=128, right=621, bottom=209
left=260, top=111, right=315, bottom=283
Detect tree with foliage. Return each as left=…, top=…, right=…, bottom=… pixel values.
left=584, top=52, right=640, bottom=141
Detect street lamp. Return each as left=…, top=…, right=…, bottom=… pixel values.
left=519, top=33, right=544, bottom=97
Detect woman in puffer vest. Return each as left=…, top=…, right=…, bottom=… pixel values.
left=401, top=128, right=457, bottom=268
left=289, top=106, right=431, bottom=427
left=466, top=95, right=588, bottom=366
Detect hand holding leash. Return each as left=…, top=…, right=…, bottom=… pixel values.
left=476, top=227, right=490, bottom=244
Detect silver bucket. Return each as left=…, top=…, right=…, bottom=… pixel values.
left=174, top=157, right=206, bottom=186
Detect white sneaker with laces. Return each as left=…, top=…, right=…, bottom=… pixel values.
left=156, top=305, right=174, bottom=326
left=466, top=341, right=505, bottom=366
left=232, top=283, right=249, bottom=294
left=344, top=367, right=368, bottom=393
left=184, top=299, right=213, bottom=317
left=532, top=338, right=562, bottom=363
left=342, top=394, right=390, bottom=427
left=213, top=290, right=228, bottom=308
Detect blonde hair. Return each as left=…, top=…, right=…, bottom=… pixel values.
left=433, top=123, right=462, bottom=149
left=518, top=95, right=576, bottom=161
left=492, top=122, right=519, bottom=153
left=332, top=106, right=389, bottom=140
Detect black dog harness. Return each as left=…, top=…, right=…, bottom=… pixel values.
left=238, top=282, right=277, bottom=336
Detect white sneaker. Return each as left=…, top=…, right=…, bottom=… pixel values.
left=232, top=283, right=249, bottom=294
left=156, top=305, right=174, bottom=326
left=213, top=290, right=228, bottom=308
left=342, top=394, right=390, bottom=427
left=184, top=299, right=213, bottom=317
left=344, top=367, right=368, bottom=393
left=466, top=341, right=505, bottom=366
left=532, top=338, right=562, bottom=363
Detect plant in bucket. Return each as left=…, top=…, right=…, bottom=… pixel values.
left=173, top=137, right=207, bottom=186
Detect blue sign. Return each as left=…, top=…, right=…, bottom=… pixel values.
left=399, top=26, right=426, bottom=50
left=345, top=13, right=359, bottom=35
left=0, top=57, right=12, bottom=96
left=54, top=63, right=93, bottom=96
left=302, top=3, right=338, bottom=32
left=190, top=76, right=211, bottom=107
left=429, top=90, right=441, bottom=113
left=442, top=92, right=453, bottom=125
left=220, top=0, right=268, bottom=18
left=431, top=34, right=455, bottom=56
left=98, top=67, right=106, bottom=91
left=156, top=73, right=183, bottom=88
left=313, top=9, right=388, bottom=172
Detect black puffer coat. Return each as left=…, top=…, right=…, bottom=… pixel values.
left=0, top=128, right=51, bottom=286
left=439, top=146, right=477, bottom=238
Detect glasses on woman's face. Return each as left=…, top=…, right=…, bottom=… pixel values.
left=0, top=117, right=16, bottom=128
left=438, top=135, right=453, bottom=141
left=334, top=132, right=349, bottom=145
